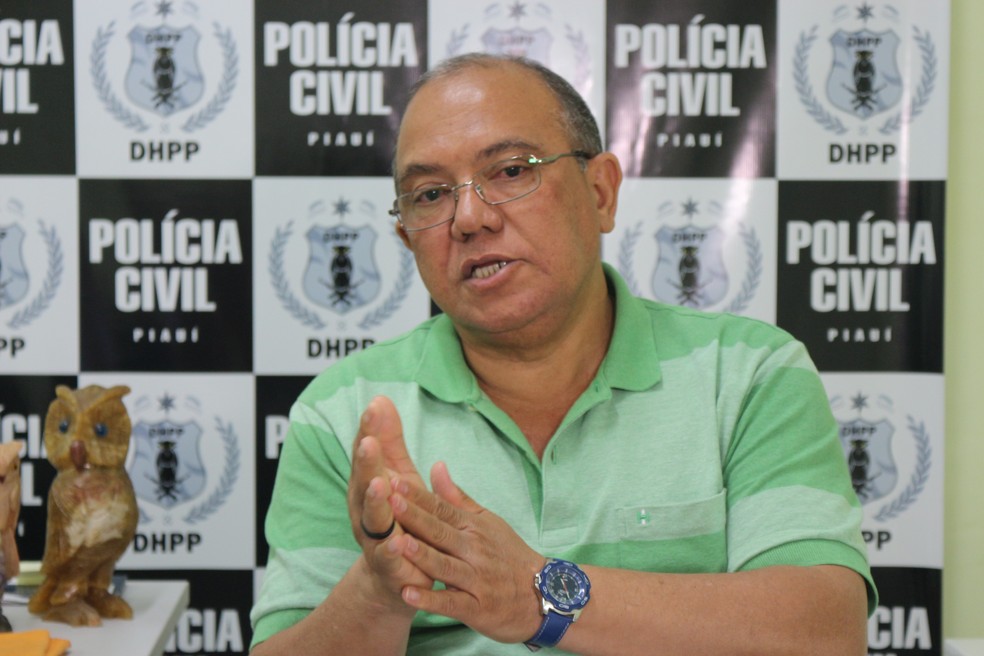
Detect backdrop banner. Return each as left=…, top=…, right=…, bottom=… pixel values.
left=0, top=0, right=949, bottom=654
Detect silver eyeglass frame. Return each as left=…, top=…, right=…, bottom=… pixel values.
left=389, top=150, right=593, bottom=233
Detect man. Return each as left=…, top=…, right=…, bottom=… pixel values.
left=250, top=53, right=875, bottom=655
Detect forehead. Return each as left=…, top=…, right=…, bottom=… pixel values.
left=395, top=64, right=566, bottom=174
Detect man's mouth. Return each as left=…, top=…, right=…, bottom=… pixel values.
left=470, top=260, right=509, bottom=280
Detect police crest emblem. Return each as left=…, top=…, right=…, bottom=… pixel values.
left=302, top=225, right=381, bottom=314
left=839, top=417, right=898, bottom=504
left=125, top=24, right=205, bottom=117
left=831, top=390, right=935, bottom=523
left=481, top=26, right=552, bottom=62
left=651, top=225, right=729, bottom=308
left=826, top=29, right=903, bottom=119
left=129, top=418, right=207, bottom=509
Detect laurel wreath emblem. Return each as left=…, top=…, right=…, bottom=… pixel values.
left=183, top=417, right=241, bottom=524
left=90, top=22, right=151, bottom=132
left=7, top=221, right=64, bottom=330
left=793, top=27, right=849, bottom=135
left=269, top=221, right=326, bottom=330
left=445, top=24, right=470, bottom=57
left=91, top=20, right=237, bottom=133
left=617, top=223, right=645, bottom=297
left=269, top=222, right=413, bottom=330
left=795, top=24, right=937, bottom=136
left=566, top=24, right=592, bottom=91
left=878, top=27, right=937, bottom=135
left=445, top=19, right=593, bottom=98
left=616, top=221, right=761, bottom=312
left=723, top=223, right=762, bottom=315
left=872, top=415, right=932, bottom=522
left=358, top=237, right=415, bottom=330
left=182, top=23, right=239, bottom=132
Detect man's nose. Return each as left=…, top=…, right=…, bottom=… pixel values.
left=449, top=184, right=503, bottom=239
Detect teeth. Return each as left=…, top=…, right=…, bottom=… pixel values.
left=472, top=261, right=508, bottom=279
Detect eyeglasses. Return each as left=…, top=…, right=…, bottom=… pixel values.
left=389, top=151, right=593, bottom=233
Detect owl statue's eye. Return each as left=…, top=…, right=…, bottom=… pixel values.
left=58, top=419, right=70, bottom=433
left=94, top=423, right=108, bottom=438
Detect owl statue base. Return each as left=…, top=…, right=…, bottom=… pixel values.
left=28, top=385, right=138, bottom=627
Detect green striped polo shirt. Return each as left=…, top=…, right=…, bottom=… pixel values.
left=251, top=265, right=875, bottom=654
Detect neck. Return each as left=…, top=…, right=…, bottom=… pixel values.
left=459, top=275, right=615, bottom=457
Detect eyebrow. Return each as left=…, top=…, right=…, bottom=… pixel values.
left=396, top=138, right=545, bottom=190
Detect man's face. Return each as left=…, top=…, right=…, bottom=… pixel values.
left=393, top=64, right=619, bottom=345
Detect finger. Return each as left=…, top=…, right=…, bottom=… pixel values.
left=348, top=401, right=399, bottom=526
left=366, top=396, right=426, bottom=487
left=400, top=533, right=471, bottom=593
left=350, top=435, right=385, bottom=497
left=349, top=436, right=394, bottom=541
left=430, top=461, right=482, bottom=513
left=392, top=476, right=467, bottom=532
left=390, top=489, right=466, bottom=556
left=368, top=533, right=412, bottom=576
left=402, top=581, right=476, bottom=621
left=361, top=469, right=396, bottom=539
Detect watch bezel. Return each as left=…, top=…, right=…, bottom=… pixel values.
left=536, top=559, right=591, bottom=614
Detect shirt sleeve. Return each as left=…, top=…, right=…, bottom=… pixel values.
left=721, top=337, right=878, bottom=613
left=249, top=401, right=360, bottom=648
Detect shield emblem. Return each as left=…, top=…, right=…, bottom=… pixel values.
left=125, top=24, right=205, bottom=116
left=839, top=418, right=897, bottom=504
left=826, top=29, right=903, bottom=118
left=651, top=225, right=728, bottom=308
left=303, top=225, right=381, bottom=314
left=481, top=27, right=553, bottom=63
left=129, top=419, right=207, bottom=509
left=0, top=224, right=29, bottom=309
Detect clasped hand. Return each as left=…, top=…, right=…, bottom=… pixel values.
left=347, top=396, right=544, bottom=643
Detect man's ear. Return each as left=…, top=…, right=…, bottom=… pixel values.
left=587, top=152, right=622, bottom=234
left=395, top=221, right=412, bottom=249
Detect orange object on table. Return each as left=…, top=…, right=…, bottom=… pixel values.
left=0, top=628, right=70, bottom=656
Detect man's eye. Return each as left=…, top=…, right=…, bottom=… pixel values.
left=492, top=163, right=533, bottom=181
left=413, top=187, right=446, bottom=205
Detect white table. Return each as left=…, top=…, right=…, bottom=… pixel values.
left=4, top=580, right=189, bottom=656
left=946, top=639, right=984, bottom=656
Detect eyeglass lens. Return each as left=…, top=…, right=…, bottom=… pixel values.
left=398, top=156, right=541, bottom=230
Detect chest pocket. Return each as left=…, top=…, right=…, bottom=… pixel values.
left=616, top=489, right=728, bottom=573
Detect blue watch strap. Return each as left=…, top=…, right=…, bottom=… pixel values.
left=525, top=611, right=573, bottom=651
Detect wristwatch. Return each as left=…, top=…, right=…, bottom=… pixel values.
left=525, top=559, right=591, bottom=651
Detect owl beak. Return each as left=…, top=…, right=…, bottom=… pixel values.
left=70, top=440, right=89, bottom=472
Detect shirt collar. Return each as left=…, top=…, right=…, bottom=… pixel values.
left=415, top=263, right=662, bottom=402
left=599, top=262, right=662, bottom=391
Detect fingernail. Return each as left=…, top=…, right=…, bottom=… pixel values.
left=403, top=587, right=419, bottom=603
left=392, top=495, right=407, bottom=513
left=406, top=535, right=419, bottom=554
left=361, top=404, right=376, bottom=429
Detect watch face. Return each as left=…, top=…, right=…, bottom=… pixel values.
left=546, top=570, right=583, bottom=605
left=540, top=560, right=590, bottom=611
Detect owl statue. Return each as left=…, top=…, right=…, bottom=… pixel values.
left=0, top=439, right=25, bottom=632
left=28, top=385, right=138, bottom=627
